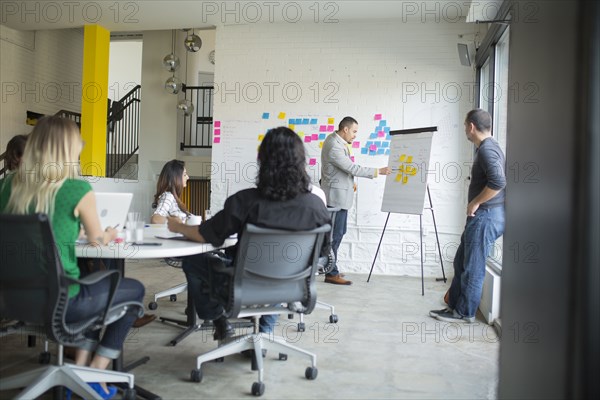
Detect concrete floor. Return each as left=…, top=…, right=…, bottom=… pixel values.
left=0, top=259, right=499, bottom=399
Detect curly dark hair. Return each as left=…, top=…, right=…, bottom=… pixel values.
left=152, top=159, right=188, bottom=212
left=5, top=134, right=28, bottom=171
left=257, top=127, right=311, bottom=201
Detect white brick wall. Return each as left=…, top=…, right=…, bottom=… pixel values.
left=1, top=25, right=83, bottom=149
left=211, top=19, right=476, bottom=277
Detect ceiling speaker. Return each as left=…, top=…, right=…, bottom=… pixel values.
left=457, top=43, right=472, bottom=67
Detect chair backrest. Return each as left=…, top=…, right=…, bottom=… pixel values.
left=0, top=213, right=67, bottom=341
left=228, top=223, right=331, bottom=317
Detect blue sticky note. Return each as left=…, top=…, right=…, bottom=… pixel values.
left=386, top=134, right=391, bottom=140
left=379, top=120, right=387, bottom=127
left=377, top=148, right=385, bottom=155
left=361, top=148, right=368, bottom=154
left=375, top=141, right=381, bottom=147
left=319, top=134, right=326, bottom=140
left=385, top=149, right=390, bottom=155
left=384, top=127, right=390, bottom=133
left=366, top=141, right=373, bottom=146
left=295, top=119, right=302, bottom=124
left=382, top=141, right=389, bottom=148
left=369, top=133, right=377, bottom=139
left=288, top=119, right=294, bottom=124
left=310, top=118, right=318, bottom=125
left=302, top=118, right=309, bottom=124
left=262, top=113, right=270, bottom=119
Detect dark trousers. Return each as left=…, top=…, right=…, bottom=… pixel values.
left=327, top=208, right=348, bottom=277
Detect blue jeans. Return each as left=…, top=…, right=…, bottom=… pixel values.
left=182, top=251, right=278, bottom=333
left=66, top=277, right=145, bottom=359
left=448, top=207, right=505, bottom=318
left=327, top=208, right=348, bottom=277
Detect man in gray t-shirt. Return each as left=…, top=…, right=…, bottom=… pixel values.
left=430, top=109, right=506, bottom=323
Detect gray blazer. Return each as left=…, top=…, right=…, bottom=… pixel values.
left=320, top=132, right=376, bottom=210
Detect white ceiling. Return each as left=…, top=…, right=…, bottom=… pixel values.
left=1, top=0, right=475, bottom=32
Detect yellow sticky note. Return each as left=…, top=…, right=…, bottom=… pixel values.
left=407, top=156, right=413, bottom=163
left=328, top=117, right=335, bottom=125
left=395, top=174, right=402, bottom=182
left=319, top=142, right=324, bottom=148
left=289, top=124, right=295, bottom=131
left=403, top=176, right=409, bottom=184
left=258, top=134, right=264, bottom=141
left=278, top=112, right=286, bottom=119
left=400, top=154, right=406, bottom=162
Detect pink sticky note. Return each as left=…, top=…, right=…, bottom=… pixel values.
left=214, top=137, right=221, bottom=144
left=352, top=141, right=360, bottom=148
left=350, top=156, right=355, bottom=163
left=378, top=131, right=385, bottom=137
left=327, top=125, right=334, bottom=132
left=304, top=136, right=312, bottom=143
left=374, top=114, right=382, bottom=120
left=214, top=129, right=221, bottom=136
left=311, top=134, right=319, bottom=140
left=309, top=158, right=317, bottom=166
left=319, top=125, right=327, bottom=132
left=369, top=144, right=377, bottom=151
left=214, top=121, right=221, bottom=127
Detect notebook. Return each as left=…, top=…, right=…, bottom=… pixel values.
left=95, top=192, right=134, bottom=230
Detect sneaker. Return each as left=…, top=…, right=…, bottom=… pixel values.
left=429, top=307, right=453, bottom=318
left=434, top=309, right=475, bottom=324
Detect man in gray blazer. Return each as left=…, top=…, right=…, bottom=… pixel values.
left=320, top=117, right=391, bottom=285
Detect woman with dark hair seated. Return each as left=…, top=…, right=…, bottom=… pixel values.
left=168, top=126, right=331, bottom=338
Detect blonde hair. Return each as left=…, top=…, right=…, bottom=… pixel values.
left=5, top=116, right=83, bottom=216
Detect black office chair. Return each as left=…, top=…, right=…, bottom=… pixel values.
left=189, top=223, right=331, bottom=396
left=0, top=213, right=144, bottom=400
left=296, top=207, right=340, bottom=331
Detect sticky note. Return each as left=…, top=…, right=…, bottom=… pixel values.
left=374, top=114, right=382, bottom=120
left=303, top=118, right=310, bottom=125
left=289, top=124, right=295, bottom=131
left=377, top=148, right=385, bottom=155
left=304, top=136, right=312, bottom=143
left=288, top=119, right=294, bottom=124
left=395, top=174, right=402, bottom=182
left=214, top=121, right=221, bottom=128
left=309, top=158, right=317, bottom=166
left=214, top=129, right=221, bottom=136
left=319, top=125, right=327, bottom=132
left=370, top=133, right=377, bottom=139
left=361, top=148, right=368, bottom=155
left=352, top=141, right=360, bottom=148
left=213, top=137, right=221, bottom=144
left=327, top=125, right=335, bottom=132
left=366, top=141, right=373, bottom=146
left=328, top=117, right=335, bottom=125
left=386, top=134, right=391, bottom=140
left=369, top=144, right=377, bottom=152
left=312, top=134, right=319, bottom=140
left=262, top=113, right=270, bottom=119
left=385, top=149, right=390, bottom=155
left=319, top=134, right=326, bottom=140
left=375, top=141, right=382, bottom=147
left=319, top=142, right=324, bottom=148
left=382, top=141, right=389, bottom=148
left=384, top=127, right=390, bottom=133
left=378, top=131, right=385, bottom=137
left=258, top=134, right=264, bottom=141
left=379, top=120, right=387, bottom=127
left=310, top=118, right=318, bottom=125
left=278, top=112, right=286, bottom=119
left=350, top=156, right=355, bottom=163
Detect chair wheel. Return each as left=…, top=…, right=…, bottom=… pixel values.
left=329, top=314, right=338, bottom=323
left=278, top=353, right=287, bottom=361
left=169, top=294, right=177, bottom=302
left=38, top=352, right=51, bottom=364
left=215, top=357, right=224, bottom=362
left=123, top=388, right=137, bottom=400
left=297, top=322, right=305, bottom=332
left=251, top=381, right=265, bottom=396
left=148, top=302, right=158, bottom=310
left=191, top=368, right=202, bottom=382
left=305, top=367, right=318, bottom=380
left=287, top=313, right=294, bottom=319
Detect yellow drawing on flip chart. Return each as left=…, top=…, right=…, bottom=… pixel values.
left=394, top=154, right=417, bottom=185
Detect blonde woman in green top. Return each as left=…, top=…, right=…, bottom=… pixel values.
left=0, top=116, right=145, bottom=399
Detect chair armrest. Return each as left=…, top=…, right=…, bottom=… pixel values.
left=64, top=270, right=121, bottom=326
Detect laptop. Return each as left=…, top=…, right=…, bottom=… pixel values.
left=95, top=192, right=134, bottom=230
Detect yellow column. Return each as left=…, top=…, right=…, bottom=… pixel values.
left=80, top=25, right=110, bottom=177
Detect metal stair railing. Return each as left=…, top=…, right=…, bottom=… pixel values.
left=106, top=85, right=141, bottom=178
left=180, top=85, right=214, bottom=150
